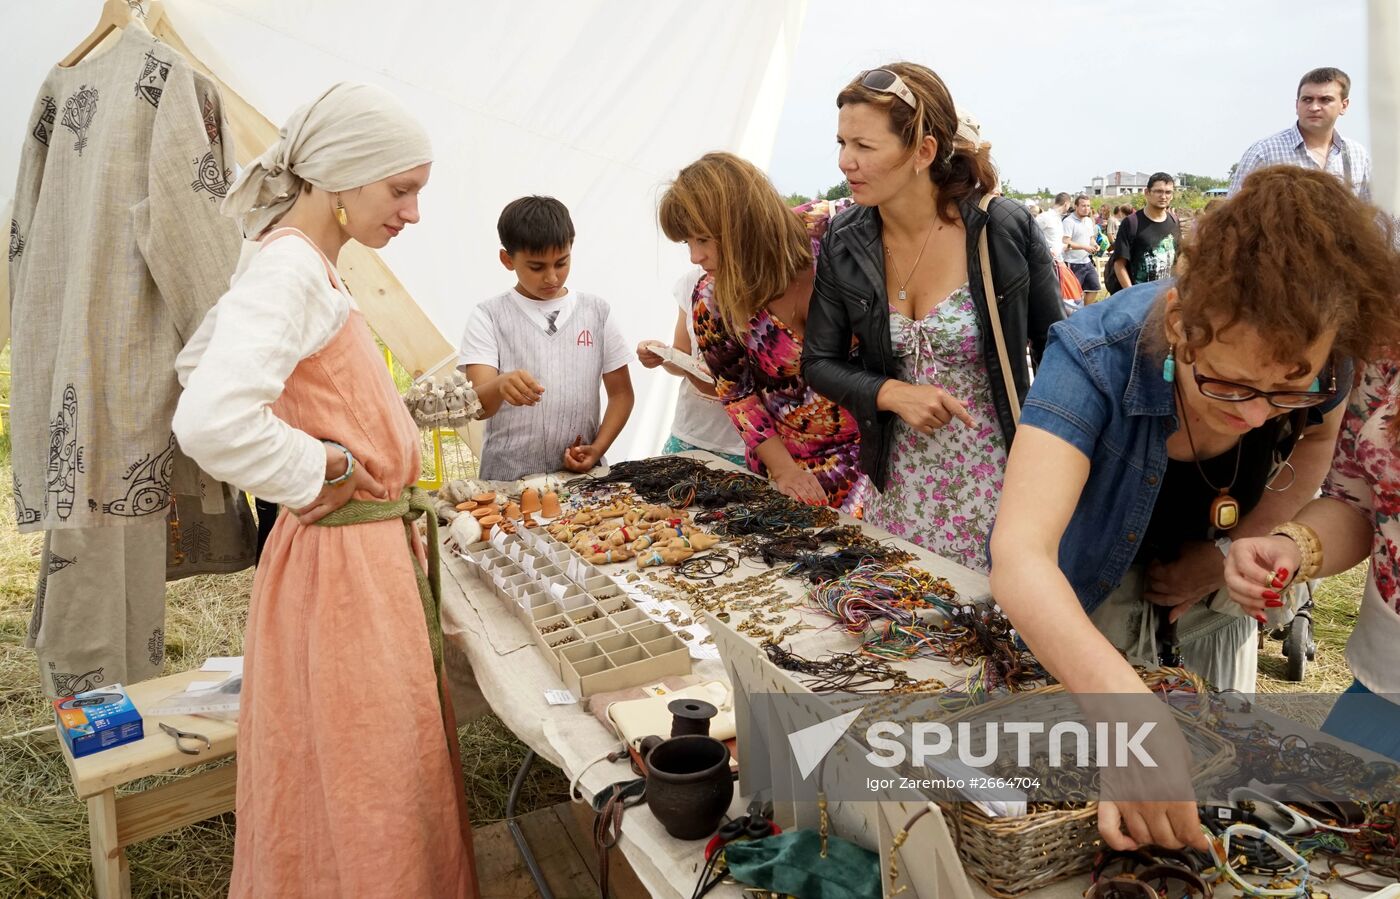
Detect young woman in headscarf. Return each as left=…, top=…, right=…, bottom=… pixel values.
left=172, top=83, right=478, bottom=898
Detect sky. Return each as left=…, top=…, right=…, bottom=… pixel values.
left=767, top=0, right=1370, bottom=198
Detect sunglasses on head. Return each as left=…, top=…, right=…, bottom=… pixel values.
left=859, top=68, right=917, bottom=110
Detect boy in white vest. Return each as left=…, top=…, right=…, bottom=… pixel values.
left=460, top=196, right=634, bottom=480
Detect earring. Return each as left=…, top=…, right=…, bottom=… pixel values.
left=335, top=196, right=348, bottom=227
left=1162, top=345, right=1176, bottom=383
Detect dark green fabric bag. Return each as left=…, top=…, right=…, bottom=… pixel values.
left=724, top=830, right=881, bottom=899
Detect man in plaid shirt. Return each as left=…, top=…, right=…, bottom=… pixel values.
left=1229, top=67, right=1370, bottom=200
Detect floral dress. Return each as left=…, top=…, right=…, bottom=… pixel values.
left=864, top=286, right=1007, bottom=572
left=1320, top=360, right=1400, bottom=698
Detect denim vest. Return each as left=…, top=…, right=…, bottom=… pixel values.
left=1014, top=283, right=1178, bottom=616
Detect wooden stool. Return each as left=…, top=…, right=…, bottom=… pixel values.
left=57, top=669, right=239, bottom=899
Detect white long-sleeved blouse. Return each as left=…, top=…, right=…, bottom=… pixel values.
left=173, top=236, right=354, bottom=509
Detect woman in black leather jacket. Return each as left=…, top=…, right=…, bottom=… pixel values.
left=801, top=62, right=1061, bottom=571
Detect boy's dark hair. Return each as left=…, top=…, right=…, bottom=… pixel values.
left=1298, top=67, right=1350, bottom=100
left=1147, top=172, right=1175, bottom=191
left=497, top=195, right=575, bottom=255
left=1053, top=192, right=1072, bottom=206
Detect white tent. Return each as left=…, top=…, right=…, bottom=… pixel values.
left=4, top=1, right=1397, bottom=464
left=0, top=0, right=808, bottom=462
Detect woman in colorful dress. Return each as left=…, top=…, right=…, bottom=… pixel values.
left=172, top=84, right=478, bottom=898
left=1226, top=353, right=1400, bottom=760
left=802, top=62, right=1061, bottom=571
left=658, top=152, right=864, bottom=509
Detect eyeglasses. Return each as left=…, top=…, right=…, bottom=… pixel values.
left=1193, top=365, right=1337, bottom=409
left=859, top=69, right=917, bottom=110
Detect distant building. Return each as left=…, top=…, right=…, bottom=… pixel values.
left=1203, top=187, right=1229, bottom=197
left=1085, top=171, right=1152, bottom=197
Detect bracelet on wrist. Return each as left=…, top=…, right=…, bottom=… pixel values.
left=1270, top=521, right=1322, bottom=582
left=323, top=440, right=355, bottom=486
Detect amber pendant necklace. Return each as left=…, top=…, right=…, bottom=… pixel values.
left=1174, top=379, right=1242, bottom=530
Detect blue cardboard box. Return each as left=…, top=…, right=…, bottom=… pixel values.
left=54, top=684, right=144, bottom=758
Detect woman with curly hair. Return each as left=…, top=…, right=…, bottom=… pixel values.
left=989, top=166, right=1400, bottom=849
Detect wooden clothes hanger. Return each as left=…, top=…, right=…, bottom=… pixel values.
left=59, top=0, right=167, bottom=67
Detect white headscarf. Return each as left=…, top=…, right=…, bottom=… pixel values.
left=222, top=82, right=433, bottom=238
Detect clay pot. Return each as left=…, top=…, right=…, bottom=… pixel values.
left=645, top=735, right=733, bottom=840
left=669, top=698, right=718, bottom=738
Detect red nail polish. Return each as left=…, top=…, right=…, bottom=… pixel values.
left=1255, top=614, right=1267, bottom=624
left=1278, top=568, right=1290, bottom=579
left=1266, top=600, right=1284, bottom=608
left=1262, top=590, right=1280, bottom=600
left=1271, top=578, right=1285, bottom=589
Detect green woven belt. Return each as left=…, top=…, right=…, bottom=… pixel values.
left=313, top=486, right=443, bottom=678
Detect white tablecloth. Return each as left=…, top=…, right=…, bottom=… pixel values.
left=439, top=451, right=996, bottom=898
left=438, top=455, right=1371, bottom=899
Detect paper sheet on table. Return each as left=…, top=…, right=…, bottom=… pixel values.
left=201, top=656, right=243, bottom=675
left=150, top=675, right=242, bottom=717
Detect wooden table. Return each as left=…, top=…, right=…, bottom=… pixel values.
left=57, top=669, right=239, bottom=899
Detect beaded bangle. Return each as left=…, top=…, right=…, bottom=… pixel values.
left=322, top=440, right=355, bottom=486
left=1201, top=823, right=1310, bottom=898
left=1270, top=521, right=1323, bottom=581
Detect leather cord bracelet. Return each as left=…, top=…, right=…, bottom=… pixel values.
left=1092, top=849, right=1156, bottom=883
left=1084, top=875, right=1160, bottom=899
left=322, top=440, right=355, bottom=486
left=1134, top=863, right=1211, bottom=899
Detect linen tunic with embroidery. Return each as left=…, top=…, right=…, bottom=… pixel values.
left=8, top=26, right=241, bottom=532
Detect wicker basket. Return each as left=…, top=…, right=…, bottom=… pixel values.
left=940, top=800, right=1100, bottom=898
left=931, top=678, right=1234, bottom=898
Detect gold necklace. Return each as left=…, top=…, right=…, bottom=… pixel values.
left=1174, top=378, right=1242, bottom=531
left=883, top=218, right=938, bottom=303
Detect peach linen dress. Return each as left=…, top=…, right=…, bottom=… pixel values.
left=226, top=231, right=477, bottom=897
